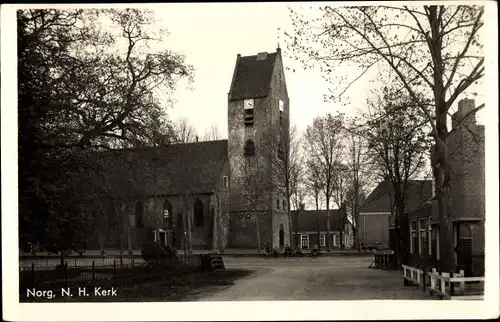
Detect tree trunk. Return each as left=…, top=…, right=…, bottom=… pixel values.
left=60, top=250, right=65, bottom=267
left=287, top=197, right=293, bottom=247
left=436, top=165, right=455, bottom=272
left=217, top=207, right=224, bottom=253
left=187, top=208, right=193, bottom=254
left=316, top=215, right=320, bottom=249
left=255, top=212, right=261, bottom=253
left=396, top=198, right=408, bottom=267
left=430, top=5, right=455, bottom=274
left=295, top=210, right=300, bottom=249
left=326, top=201, right=331, bottom=252
left=212, top=196, right=218, bottom=251
left=182, top=204, right=187, bottom=256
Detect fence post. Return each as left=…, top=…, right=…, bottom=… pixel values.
left=92, top=261, right=95, bottom=281
left=113, top=260, right=116, bottom=286
left=459, top=270, right=465, bottom=295
left=422, top=267, right=427, bottom=291
left=64, top=262, right=68, bottom=288
left=31, top=263, right=35, bottom=287
left=430, top=268, right=436, bottom=292
left=441, top=272, right=449, bottom=297
left=74, top=257, right=77, bottom=268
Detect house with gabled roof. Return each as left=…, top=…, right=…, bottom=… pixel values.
left=406, top=99, right=485, bottom=277
left=290, top=209, right=353, bottom=250
left=358, top=180, right=433, bottom=248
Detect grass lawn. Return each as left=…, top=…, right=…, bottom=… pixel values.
left=21, top=269, right=255, bottom=302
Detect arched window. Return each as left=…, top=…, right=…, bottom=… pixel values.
left=276, top=199, right=280, bottom=210
left=135, top=202, right=144, bottom=228
left=163, top=200, right=173, bottom=229
left=282, top=200, right=286, bottom=211
left=244, top=139, right=255, bottom=156
left=278, top=140, right=284, bottom=160
left=194, top=199, right=204, bottom=227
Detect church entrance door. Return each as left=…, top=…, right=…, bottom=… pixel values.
left=279, top=224, right=284, bottom=248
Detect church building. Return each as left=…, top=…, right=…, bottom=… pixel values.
left=86, top=48, right=291, bottom=253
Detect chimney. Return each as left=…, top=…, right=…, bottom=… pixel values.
left=452, top=98, right=477, bottom=128
left=195, top=136, right=199, bottom=142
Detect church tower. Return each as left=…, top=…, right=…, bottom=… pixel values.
left=227, top=48, right=290, bottom=249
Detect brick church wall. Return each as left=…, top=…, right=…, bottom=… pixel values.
left=229, top=211, right=272, bottom=248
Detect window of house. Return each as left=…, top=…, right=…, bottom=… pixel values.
left=244, top=99, right=254, bottom=127
left=244, top=139, right=255, bottom=156
left=427, top=217, right=432, bottom=256
left=418, top=218, right=426, bottom=255
left=279, top=100, right=284, bottom=126
left=276, top=199, right=280, bottom=210
left=163, top=200, right=173, bottom=229
left=319, top=234, right=326, bottom=247
left=430, top=224, right=437, bottom=260
left=436, top=227, right=440, bottom=260
left=135, top=202, right=144, bottom=228
left=282, top=200, right=286, bottom=211
left=410, top=220, right=417, bottom=254
left=223, top=176, right=228, bottom=187
left=194, top=199, right=204, bottom=227
left=333, top=234, right=340, bottom=247
left=301, top=234, right=309, bottom=249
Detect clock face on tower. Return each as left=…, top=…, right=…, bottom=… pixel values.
left=244, top=98, right=254, bottom=110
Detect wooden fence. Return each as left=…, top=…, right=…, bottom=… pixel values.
left=402, top=264, right=484, bottom=300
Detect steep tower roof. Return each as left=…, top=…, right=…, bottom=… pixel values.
left=228, top=50, right=279, bottom=101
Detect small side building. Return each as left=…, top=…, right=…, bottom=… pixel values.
left=359, top=180, right=432, bottom=248
left=290, top=210, right=352, bottom=250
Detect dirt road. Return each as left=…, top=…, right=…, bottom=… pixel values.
left=197, top=256, right=431, bottom=301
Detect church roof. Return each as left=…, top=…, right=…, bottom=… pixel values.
left=228, top=51, right=278, bottom=101
left=291, top=209, right=343, bottom=232
left=86, top=140, right=228, bottom=198
left=359, top=180, right=433, bottom=213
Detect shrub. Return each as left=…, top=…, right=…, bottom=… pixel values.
left=141, top=242, right=180, bottom=267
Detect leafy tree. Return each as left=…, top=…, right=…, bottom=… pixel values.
left=18, top=8, right=192, bottom=261
left=287, top=4, right=485, bottom=271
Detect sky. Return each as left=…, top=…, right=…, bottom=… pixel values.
left=145, top=3, right=489, bottom=139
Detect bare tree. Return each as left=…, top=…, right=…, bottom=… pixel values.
left=288, top=4, right=485, bottom=271
left=270, top=125, right=304, bottom=247
left=174, top=117, right=198, bottom=143
left=332, top=162, right=349, bottom=248
left=343, top=126, right=372, bottom=251
left=304, top=113, right=345, bottom=251
left=360, top=87, right=431, bottom=265
left=202, top=123, right=223, bottom=141
left=240, top=156, right=271, bottom=253
left=305, top=160, right=324, bottom=211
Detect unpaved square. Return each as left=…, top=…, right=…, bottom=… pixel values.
left=196, top=256, right=432, bottom=301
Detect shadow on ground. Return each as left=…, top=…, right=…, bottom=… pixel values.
left=28, top=269, right=256, bottom=302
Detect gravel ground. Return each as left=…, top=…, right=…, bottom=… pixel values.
left=197, top=256, right=432, bottom=301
